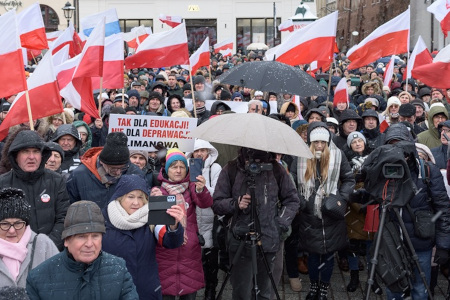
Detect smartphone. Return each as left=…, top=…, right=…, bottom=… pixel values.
left=148, top=195, right=176, bottom=225
left=189, top=158, right=204, bottom=182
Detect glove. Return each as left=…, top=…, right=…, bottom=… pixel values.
left=279, top=225, right=292, bottom=242
left=434, top=248, right=449, bottom=265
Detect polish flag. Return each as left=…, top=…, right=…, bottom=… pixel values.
left=412, top=43, right=450, bottom=89
left=52, top=44, right=70, bottom=67
left=219, top=48, right=232, bottom=58
left=92, top=33, right=124, bottom=90
left=190, top=37, right=210, bottom=74
left=51, top=22, right=82, bottom=58
left=159, top=14, right=183, bottom=28
left=271, top=12, right=338, bottom=66
left=55, top=54, right=80, bottom=91
left=0, top=51, right=63, bottom=140
left=124, top=26, right=152, bottom=49
left=427, top=0, right=450, bottom=38
left=333, top=77, right=349, bottom=107
left=17, top=3, right=48, bottom=50
left=125, top=22, right=189, bottom=69
left=0, top=10, right=27, bottom=99
left=278, top=19, right=294, bottom=32
left=46, top=31, right=62, bottom=42
left=214, top=38, right=233, bottom=54
left=383, top=55, right=396, bottom=87
left=347, top=8, right=410, bottom=70
left=60, top=19, right=105, bottom=118
left=407, top=36, right=433, bottom=79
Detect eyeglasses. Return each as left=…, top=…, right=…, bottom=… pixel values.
left=0, top=221, right=26, bottom=231
left=104, top=164, right=129, bottom=174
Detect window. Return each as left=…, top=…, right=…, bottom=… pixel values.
left=236, top=18, right=281, bottom=52
left=40, top=4, right=59, bottom=32
left=119, top=19, right=153, bottom=33
left=185, top=19, right=217, bottom=53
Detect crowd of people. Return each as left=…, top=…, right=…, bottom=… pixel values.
left=0, top=46, right=449, bottom=300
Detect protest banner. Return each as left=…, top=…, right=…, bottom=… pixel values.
left=109, top=114, right=198, bottom=152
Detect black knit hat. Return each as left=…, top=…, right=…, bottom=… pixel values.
left=399, top=103, right=416, bottom=117
left=0, top=188, right=30, bottom=225
left=61, top=201, right=105, bottom=240
left=99, top=132, right=130, bottom=165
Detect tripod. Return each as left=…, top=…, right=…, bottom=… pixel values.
left=365, top=199, right=433, bottom=300
left=216, top=172, right=281, bottom=300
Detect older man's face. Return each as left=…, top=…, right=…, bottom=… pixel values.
left=64, top=232, right=102, bottom=264
left=248, top=104, right=262, bottom=114
left=17, top=148, right=41, bottom=172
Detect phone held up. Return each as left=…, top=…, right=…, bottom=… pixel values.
left=189, top=158, right=204, bottom=182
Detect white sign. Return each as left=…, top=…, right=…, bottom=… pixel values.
left=108, top=114, right=198, bottom=152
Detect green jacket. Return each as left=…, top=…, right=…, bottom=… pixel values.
left=417, top=105, right=449, bottom=149
left=26, top=249, right=138, bottom=300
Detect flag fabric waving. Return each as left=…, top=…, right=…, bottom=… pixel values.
left=0, top=51, right=63, bottom=140
left=278, top=19, right=294, bottom=32
left=213, top=38, right=233, bottom=54
left=383, top=55, right=396, bottom=87
left=60, top=19, right=105, bottom=118
left=333, top=77, right=349, bottom=107
left=46, top=31, right=62, bottom=42
left=219, top=49, right=232, bottom=58
left=190, top=37, right=210, bottom=74
left=407, top=36, right=433, bottom=80
left=0, top=10, right=27, bottom=99
left=51, top=22, right=82, bottom=58
left=125, top=23, right=189, bottom=69
left=427, top=0, right=450, bottom=37
left=124, top=26, right=152, bottom=49
left=92, top=33, right=124, bottom=90
left=159, top=14, right=183, bottom=28
left=17, top=3, right=48, bottom=50
left=270, top=11, right=338, bottom=66
left=412, top=43, right=450, bottom=89
left=346, top=8, right=410, bottom=70
left=81, top=8, right=120, bottom=37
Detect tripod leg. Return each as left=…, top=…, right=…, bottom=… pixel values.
left=250, top=240, right=259, bottom=300
left=365, top=204, right=388, bottom=300
left=256, top=241, right=281, bottom=300
left=216, top=238, right=246, bottom=300
left=393, top=208, right=434, bottom=300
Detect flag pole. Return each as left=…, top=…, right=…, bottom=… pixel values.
left=208, top=65, right=212, bottom=83
left=98, top=77, right=103, bottom=119
left=325, top=59, right=334, bottom=107
left=122, top=87, right=125, bottom=108
left=30, top=51, right=38, bottom=65
left=189, top=65, right=197, bottom=119
left=25, top=90, right=35, bottom=131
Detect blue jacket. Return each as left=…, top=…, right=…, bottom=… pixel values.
left=26, top=249, right=138, bottom=300
left=102, top=211, right=184, bottom=300
left=431, top=144, right=448, bottom=170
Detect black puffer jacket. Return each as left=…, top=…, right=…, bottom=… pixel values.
left=51, top=124, right=82, bottom=174
left=333, top=109, right=363, bottom=149
left=0, top=130, right=69, bottom=250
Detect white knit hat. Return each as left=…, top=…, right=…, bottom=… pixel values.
left=309, top=127, right=330, bottom=142
left=387, top=96, right=401, bottom=107
left=347, top=131, right=366, bottom=148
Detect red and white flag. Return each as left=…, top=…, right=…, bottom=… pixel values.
left=60, top=19, right=105, bottom=118
left=52, top=44, right=70, bottom=67
left=55, top=54, right=80, bottom=91
left=47, top=31, right=62, bottom=42
left=214, top=38, right=233, bottom=54
left=123, top=25, right=152, bottom=49
left=17, top=3, right=48, bottom=50
left=412, top=43, right=450, bottom=89
left=407, top=36, right=433, bottom=79
left=0, top=51, right=63, bottom=140
left=92, top=33, right=124, bottom=90
left=270, top=11, right=338, bottom=66
left=0, top=10, right=27, bottom=99
left=219, top=48, right=232, bottom=58
left=347, top=8, right=410, bottom=70
left=383, top=55, right=396, bottom=87
left=333, top=77, right=349, bottom=107
left=125, top=23, right=189, bottom=69
left=51, top=22, right=83, bottom=58
left=190, top=37, right=210, bottom=74
left=427, top=0, right=450, bottom=37
left=278, top=19, right=294, bottom=32
left=159, top=14, right=182, bottom=28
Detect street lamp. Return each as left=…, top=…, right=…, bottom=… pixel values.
left=62, top=1, right=75, bottom=28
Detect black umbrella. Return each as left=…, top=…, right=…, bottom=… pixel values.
left=217, top=61, right=327, bottom=97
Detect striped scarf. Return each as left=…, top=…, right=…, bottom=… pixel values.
left=161, top=181, right=189, bottom=244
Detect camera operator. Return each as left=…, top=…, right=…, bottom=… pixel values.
left=364, top=123, right=450, bottom=299
left=212, top=147, right=300, bottom=300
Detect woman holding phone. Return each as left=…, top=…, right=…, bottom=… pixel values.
left=102, top=174, right=185, bottom=300
left=151, top=148, right=213, bottom=300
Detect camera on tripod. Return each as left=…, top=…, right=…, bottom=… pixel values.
left=244, top=149, right=273, bottom=175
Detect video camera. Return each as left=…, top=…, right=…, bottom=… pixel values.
left=244, top=149, right=273, bottom=175
left=382, top=164, right=404, bottom=179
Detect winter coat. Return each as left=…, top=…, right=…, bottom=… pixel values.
left=0, top=231, right=58, bottom=289
left=295, top=148, right=355, bottom=254
left=73, top=120, right=93, bottom=155
left=418, top=105, right=449, bottom=149
left=51, top=124, right=82, bottom=175
left=186, top=140, right=222, bottom=249
left=209, top=100, right=231, bottom=116
left=26, top=249, right=139, bottom=300
left=155, top=170, right=213, bottom=296
left=0, top=131, right=70, bottom=250
left=333, top=109, right=363, bottom=149
left=212, top=159, right=300, bottom=253
left=102, top=211, right=184, bottom=300
left=431, top=144, right=448, bottom=170
left=190, top=108, right=210, bottom=126
left=66, top=147, right=144, bottom=209
left=279, top=101, right=300, bottom=125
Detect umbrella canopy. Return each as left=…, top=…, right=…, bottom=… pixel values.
left=216, top=61, right=326, bottom=97
left=188, top=113, right=313, bottom=158
left=246, top=43, right=269, bottom=51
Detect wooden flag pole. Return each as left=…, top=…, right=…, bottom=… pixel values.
left=30, top=51, right=38, bottom=66
left=189, top=65, right=197, bottom=119
left=25, top=90, right=35, bottom=131
left=98, top=77, right=104, bottom=119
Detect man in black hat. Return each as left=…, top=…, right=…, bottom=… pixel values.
left=399, top=103, right=425, bottom=136
left=26, top=201, right=138, bottom=299
left=66, top=132, right=143, bottom=209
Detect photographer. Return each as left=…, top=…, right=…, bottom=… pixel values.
left=212, top=147, right=300, bottom=300
left=364, top=123, right=450, bottom=299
